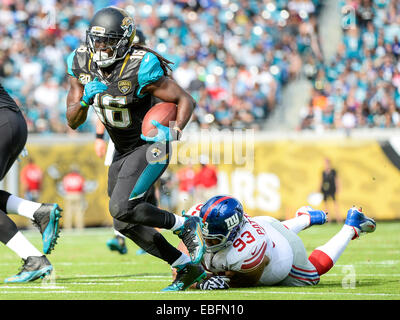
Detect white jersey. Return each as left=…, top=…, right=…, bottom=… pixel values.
left=253, top=216, right=293, bottom=285
left=185, top=203, right=294, bottom=285
left=202, top=216, right=274, bottom=274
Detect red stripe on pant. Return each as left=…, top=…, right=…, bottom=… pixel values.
left=308, top=249, right=334, bottom=276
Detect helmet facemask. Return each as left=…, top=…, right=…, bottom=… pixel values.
left=203, top=219, right=243, bottom=253
left=200, top=195, right=245, bottom=253
left=86, top=19, right=135, bottom=68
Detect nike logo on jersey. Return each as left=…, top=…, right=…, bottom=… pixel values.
left=145, top=55, right=150, bottom=62
left=241, top=241, right=267, bottom=271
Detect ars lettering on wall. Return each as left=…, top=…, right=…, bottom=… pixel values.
left=217, top=170, right=281, bottom=214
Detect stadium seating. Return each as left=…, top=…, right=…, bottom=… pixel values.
left=2, top=0, right=399, bottom=134
left=300, top=0, right=400, bottom=131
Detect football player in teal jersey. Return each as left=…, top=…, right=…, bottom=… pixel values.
left=94, top=28, right=156, bottom=256
left=66, top=6, right=206, bottom=291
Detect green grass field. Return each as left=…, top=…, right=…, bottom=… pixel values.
left=0, top=221, right=399, bottom=301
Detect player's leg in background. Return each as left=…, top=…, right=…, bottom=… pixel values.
left=281, top=206, right=327, bottom=234
left=0, top=108, right=62, bottom=254
left=0, top=109, right=62, bottom=254
left=107, top=226, right=128, bottom=254
left=0, top=108, right=27, bottom=180
left=0, top=108, right=38, bottom=258
left=308, top=207, right=376, bottom=277
left=0, top=208, right=52, bottom=283
left=0, top=109, right=53, bottom=282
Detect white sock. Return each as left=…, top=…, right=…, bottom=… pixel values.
left=113, top=229, right=125, bottom=238
left=170, top=215, right=185, bottom=232
left=6, top=231, right=43, bottom=260
left=171, top=252, right=191, bottom=268
left=6, top=194, right=41, bottom=219
left=282, top=215, right=310, bottom=234
left=314, top=225, right=355, bottom=263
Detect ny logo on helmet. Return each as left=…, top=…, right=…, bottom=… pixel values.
left=225, top=213, right=240, bottom=230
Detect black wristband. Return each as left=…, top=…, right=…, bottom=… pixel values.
left=96, top=133, right=104, bottom=139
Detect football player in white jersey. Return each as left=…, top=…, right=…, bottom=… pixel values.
left=178, top=195, right=376, bottom=290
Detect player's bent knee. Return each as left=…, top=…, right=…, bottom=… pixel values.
left=109, top=198, right=149, bottom=224
left=112, top=219, right=130, bottom=234
left=109, top=200, right=131, bottom=222
left=131, top=202, right=154, bottom=224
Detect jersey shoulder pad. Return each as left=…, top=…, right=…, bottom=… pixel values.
left=185, top=203, right=204, bottom=217
left=136, top=51, right=164, bottom=97
left=67, top=46, right=93, bottom=84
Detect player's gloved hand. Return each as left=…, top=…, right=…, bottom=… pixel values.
left=81, top=77, right=108, bottom=107
left=196, top=276, right=230, bottom=290
left=140, top=120, right=180, bottom=143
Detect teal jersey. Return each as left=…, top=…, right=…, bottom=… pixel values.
left=67, top=46, right=165, bottom=154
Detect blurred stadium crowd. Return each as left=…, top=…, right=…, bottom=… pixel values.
left=0, top=0, right=399, bottom=134
left=300, top=0, right=400, bottom=131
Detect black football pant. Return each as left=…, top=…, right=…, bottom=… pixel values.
left=0, top=108, right=27, bottom=244
left=108, top=142, right=182, bottom=265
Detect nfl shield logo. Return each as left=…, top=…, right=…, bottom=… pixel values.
left=118, top=80, right=132, bottom=94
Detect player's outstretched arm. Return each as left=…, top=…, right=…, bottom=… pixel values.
left=66, top=76, right=87, bottom=129
left=225, top=255, right=270, bottom=288
left=196, top=256, right=270, bottom=290
left=143, top=76, right=196, bottom=132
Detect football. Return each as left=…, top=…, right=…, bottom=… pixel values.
left=141, top=102, right=178, bottom=137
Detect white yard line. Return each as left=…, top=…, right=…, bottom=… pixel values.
left=0, top=289, right=399, bottom=297
left=0, top=260, right=397, bottom=267
left=1, top=273, right=399, bottom=298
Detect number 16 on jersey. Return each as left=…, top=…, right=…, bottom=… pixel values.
left=93, top=94, right=132, bottom=128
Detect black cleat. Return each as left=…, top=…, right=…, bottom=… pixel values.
left=4, top=255, right=53, bottom=283
left=162, top=263, right=206, bottom=291
left=32, top=203, right=62, bottom=254
left=174, top=215, right=205, bottom=264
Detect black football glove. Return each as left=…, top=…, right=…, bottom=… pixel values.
left=196, top=276, right=230, bottom=290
